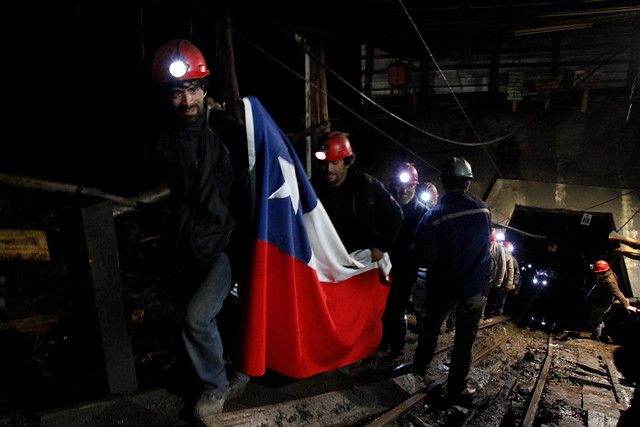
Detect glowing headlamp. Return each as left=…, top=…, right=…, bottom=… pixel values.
left=495, top=231, right=505, bottom=242
left=399, top=172, right=410, bottom=183
left=315, top=151, right=327, bottom=160
left=420, top=191, right=432, bottom=202
left=169, top=59, right=188, bottom=78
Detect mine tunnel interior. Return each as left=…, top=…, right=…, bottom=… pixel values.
left=504, top=205, right=629, bottom=336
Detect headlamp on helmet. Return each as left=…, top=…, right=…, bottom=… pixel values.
left=314, top=132, right=353, bottom=162
left=169, top=57, right=189, bottom=78
left=393, top=162, right=419, bottom=185
left=152, top=39, right=210, bottom=82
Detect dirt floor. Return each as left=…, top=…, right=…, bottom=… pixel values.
left=392, top=326, right=636, bottom=427
left=1, top=192, right=639, bottom=426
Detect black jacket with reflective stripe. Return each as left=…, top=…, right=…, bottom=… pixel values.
left=412, top=190, right=492, bottom=299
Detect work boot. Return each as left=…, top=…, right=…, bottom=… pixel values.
left=461, top=385, right=477, bottom=398
left=228, top=371, right=250, bottom=398
left=192, top=388, right=230, bottom=420
left=446, top=385, right=477, bottom=405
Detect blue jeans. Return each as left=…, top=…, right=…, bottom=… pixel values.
left=182, top=253, right=233, bottom=392
left=412, top=290, right=485, bottom=394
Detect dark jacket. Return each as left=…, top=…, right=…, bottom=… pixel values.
left=155, top=112, right=235, bottom=264
left=311, top=169, right=403, bottom=254
left=412, top=190, right=492, bottom=299
left=391, top=197, right=427, bottom=283
left=591, top=269, right=628, bottom=308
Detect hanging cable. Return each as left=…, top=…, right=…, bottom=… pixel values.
left=398, top=0, right=486, bottom=147
left=232, top=29, right=441, bottom=172
left=397, top=0, right=506, bottom=182
left=617, top=208, right=640, bottom=233
left=273, top=23, right=523, bottom=148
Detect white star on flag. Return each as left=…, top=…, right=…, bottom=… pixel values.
left=268, top=156, right=300, bottom=214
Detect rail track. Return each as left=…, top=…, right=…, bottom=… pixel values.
left=37, top=316, right=630, bottom=426
left=202, top=316, right=538, bottom=426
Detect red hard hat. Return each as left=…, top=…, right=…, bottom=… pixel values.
left=491, top=228, right=497, bottom=243
left=503, top=241, right=514, bottom=252
left=593, top=260, right=610, bottom=273
left=152, top=39, right=210, bottom=82
left=425, top=182, right=438, bottom=198
left=314, top=132, right=353, bottom=161
left=394, top=163, right=419, bottom=185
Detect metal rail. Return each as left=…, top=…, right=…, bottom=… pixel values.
left=365, top=319, right=519, bottom=427
left=521, top=334, right=554, bottom=427
left=204, top=317, right=515, bottom=426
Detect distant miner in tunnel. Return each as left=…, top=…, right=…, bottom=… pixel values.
left=411, top=157, right=492, bottom=402
left=379, top=162, right=427, bottom=364
left=589, top=260, right=637, bottom=341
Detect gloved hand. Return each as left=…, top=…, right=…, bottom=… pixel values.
left=626, top=305, right=638, bottom=314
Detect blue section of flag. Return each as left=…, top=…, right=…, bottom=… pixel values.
left=247, top=96, right=317, bottom=264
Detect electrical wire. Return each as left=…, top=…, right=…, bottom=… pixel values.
left=617, top=209, right=640, bottom=233
left=274, top=23, right=520, bottom=148
left=232, top=29, right=441, bottom=172
left=397, top=0, right=506, bottom=182
left=233, top=9, right=638, bottom=238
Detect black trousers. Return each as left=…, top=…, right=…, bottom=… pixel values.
left=380, top=275, right=416, bottom=354
left=412, top=289, right=485, bottom=394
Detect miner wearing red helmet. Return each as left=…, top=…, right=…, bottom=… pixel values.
left=151, top=39, right=248, bottom=420
left=151, top=39, right=214, bottom=124
left=311, top=131, right=402, bottom=264
left=421, top=182, right=439, bottom=209
left=589, top=260, right=636, bottom=341
left=379, top=162, right=428, bottom=363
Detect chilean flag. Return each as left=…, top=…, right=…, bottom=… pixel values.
left=239, top=96, right=392, bottom=378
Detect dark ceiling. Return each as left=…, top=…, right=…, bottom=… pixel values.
left=229, top=0, right=640, bottom=58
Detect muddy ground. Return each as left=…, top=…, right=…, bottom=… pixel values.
left=1, top=190, right=639, bottom=426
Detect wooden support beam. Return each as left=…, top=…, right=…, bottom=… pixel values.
left=59, top=201, right=138, bottom=397
left=602, top=352, right=629, bottom=410
left=0, top=229, right=50, bottom=261
left=0, top=172, right=157, bottom=211
left=569, top=374, right=612, bottom=390
left=522, top=335, right=554, bottom=426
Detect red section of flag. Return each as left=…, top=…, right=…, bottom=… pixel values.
left=240, top=240, right=390, bottom=378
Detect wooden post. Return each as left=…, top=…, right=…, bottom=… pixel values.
left=544, top=89, right=551, bottom=110
left=302, top=34, right=313, bottom=177
left=59, top=201, right=138, bottom=397
left=581, top=88, right=590, bottom=113
left=363, top=44, right=374, bottom=116
left=489, top=35, right=501, bottom=101
left=302, top=34, right=329, bottom=176
left=215, top=12, right=241, bottom=123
